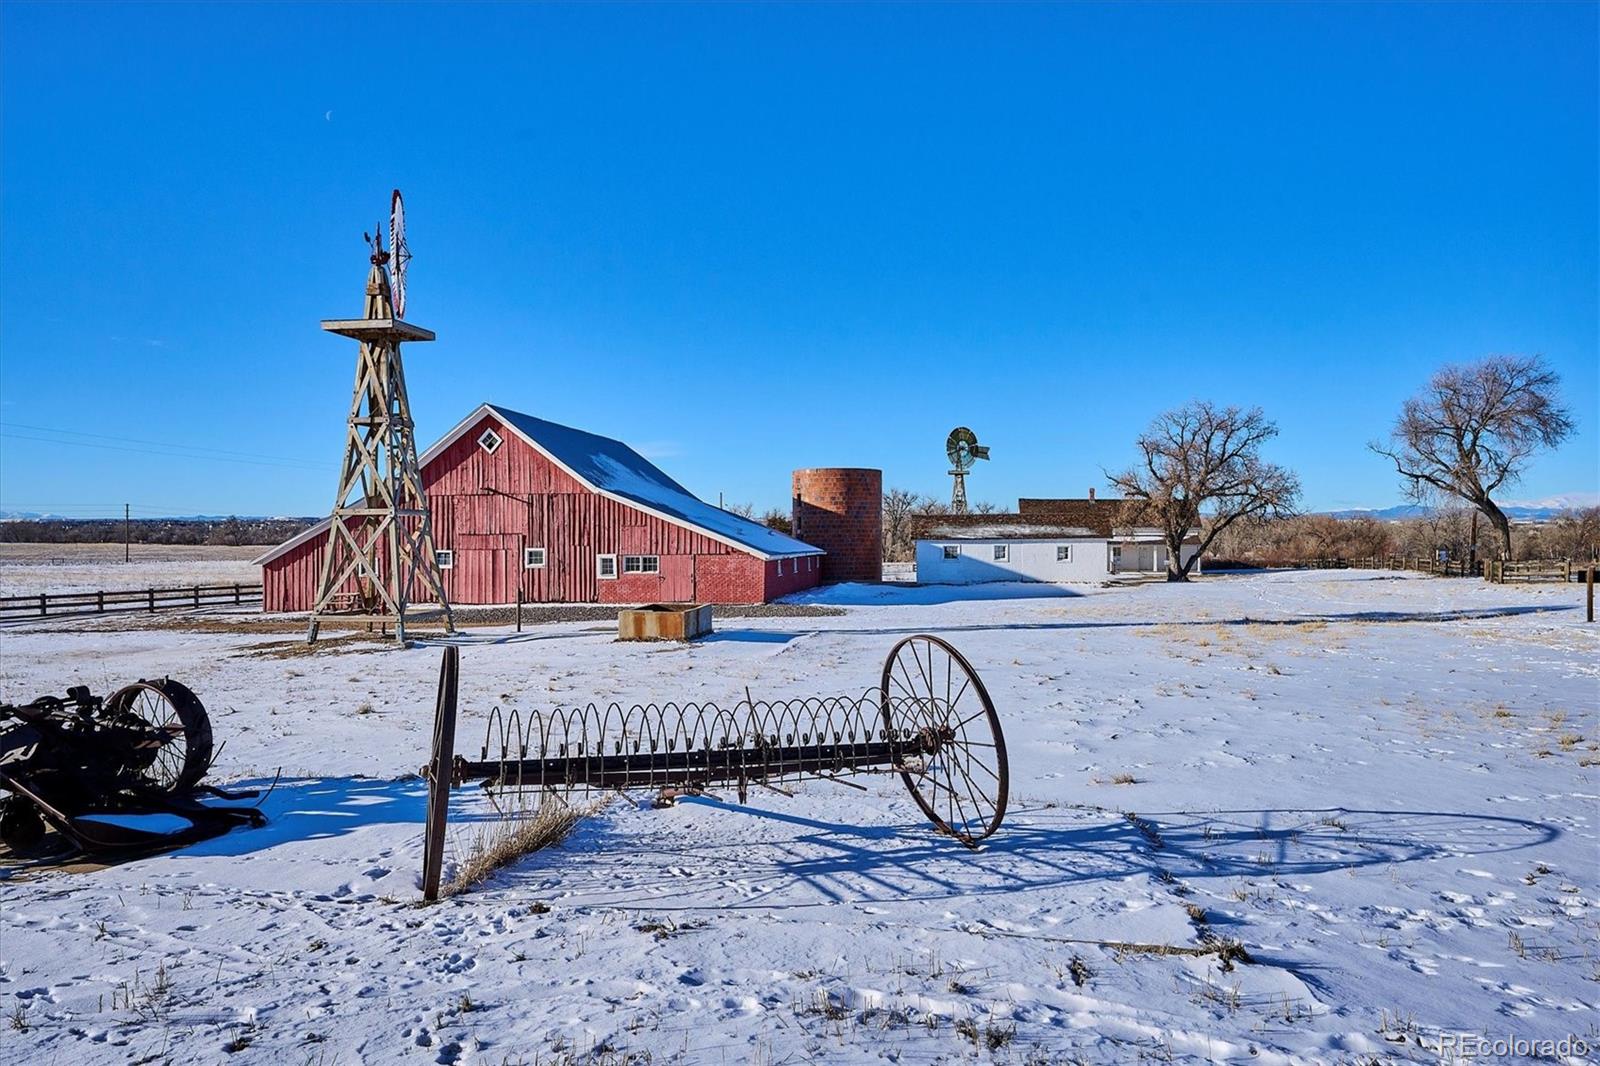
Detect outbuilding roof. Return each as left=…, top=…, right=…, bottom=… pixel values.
left=256, top=403, right=822, bottom=566
left=910, top=499, right=1199, bottom=543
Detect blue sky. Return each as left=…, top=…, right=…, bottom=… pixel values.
left=2, top=2, right=1595, bottom=519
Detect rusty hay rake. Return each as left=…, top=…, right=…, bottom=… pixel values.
left=420, top=634, right=1010, bottom=900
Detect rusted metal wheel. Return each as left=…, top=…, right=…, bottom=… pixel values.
left=104, top=679, right=213, bottom=795
left=879, top=635, right=1008, bottom=847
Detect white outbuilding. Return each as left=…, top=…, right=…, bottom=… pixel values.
left=912, top=497, right=1201, bottom=585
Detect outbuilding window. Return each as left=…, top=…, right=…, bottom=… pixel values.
left=777, top=560, right=785, bottom=576
left=477, top=428, right=503, bottom=455
left=597, top=554, right=618, bottom=579
left=942, top=545, right=960, bottom=560
left=993, top=545, right=1009, bottom=562
left=435, top=550, right=454, bottom=570
left=1056, top=545, right=1072, bottom=562
left=524, top=547, right=546, bottom=569
left=622, top=555, right=659, bottom=574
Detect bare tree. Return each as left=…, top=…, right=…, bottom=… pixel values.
left=1108, top=402, right=1300, bottom=581
left=722, top=501, right=757, bottom=519
left=1545, top=507, right=1600, bottom=563
left=881, top=487, right=919, bottom=563
left=1371, top=355, right=1573, bottom=560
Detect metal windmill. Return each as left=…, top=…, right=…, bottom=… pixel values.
left=306, top=190, right=453, bottom=643
left=945, top=427, right=990, bottom=513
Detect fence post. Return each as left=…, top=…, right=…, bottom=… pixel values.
left=38, top=594, right=46, bottom=618
left=1588, top=566, right=1594, bottom=623
left=98, top=590, right=105, bottom=613
left=148, top=588, right=155, bottom=612
left=234, top=583, right=242, bottom=605
left=516, top=588, right=523, bottom=633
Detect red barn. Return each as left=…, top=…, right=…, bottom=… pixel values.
left=256, top=403, right=825, bottom=610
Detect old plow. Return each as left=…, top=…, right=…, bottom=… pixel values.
left=421, top=634, right=1010, bottom=900
left=0, top=680, right=265, bottom=856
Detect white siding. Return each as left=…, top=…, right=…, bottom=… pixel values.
left=916, top=539, right=1202, bottom=584
left=915, top=539, right=1110, bottom=584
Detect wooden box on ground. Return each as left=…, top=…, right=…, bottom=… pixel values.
left=618, top=603, right=713, bottom=641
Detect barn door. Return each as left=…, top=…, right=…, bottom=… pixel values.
left=659, top=556, right=694, bottom=602
left=455, top=548, right=516, bottom=604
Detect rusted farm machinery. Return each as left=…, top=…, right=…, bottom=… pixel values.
left=420, top=634, right=1010, bottom=900
left=0, top=679, right=264, bottom=855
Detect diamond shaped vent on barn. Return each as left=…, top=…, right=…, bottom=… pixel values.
left=477, top=428, right=503, bottom=455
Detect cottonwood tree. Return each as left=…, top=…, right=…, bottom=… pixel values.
left=1371, top=355, right=1573, bottom=560
left=1108, top=402, right=1300, bottom=581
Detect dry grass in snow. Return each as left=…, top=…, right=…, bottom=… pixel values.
left=444, top=796, right=605, bottom=898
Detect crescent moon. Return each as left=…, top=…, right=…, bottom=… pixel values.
left=324, top=110, right=333, bottom=122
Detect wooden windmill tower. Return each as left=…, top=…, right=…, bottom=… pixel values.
left=306, top=190, right=453, bottom=643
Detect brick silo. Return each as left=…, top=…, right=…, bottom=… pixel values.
left=792, top=468, right=882, bottom=584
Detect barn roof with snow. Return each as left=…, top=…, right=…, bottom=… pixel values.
left=255, top=402, right=821, bottom=565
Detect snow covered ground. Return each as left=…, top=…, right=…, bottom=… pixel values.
left=0, top=545, right=262, bottom=596
left=1, top=570, right=1595, bottom=1064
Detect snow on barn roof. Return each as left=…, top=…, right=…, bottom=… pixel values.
left=470, top=404, right=821, bottom=560
left=255, top=404, right=823, bottom=567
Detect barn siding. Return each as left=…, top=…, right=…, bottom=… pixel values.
left=764, top=555, right=822, bottom=600
left=264, top=414, right=823, bottom=609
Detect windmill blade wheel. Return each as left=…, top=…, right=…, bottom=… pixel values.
left=879, top=635, right=1008, bottom=847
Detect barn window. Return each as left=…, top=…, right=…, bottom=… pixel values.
left=777, top=560, right=784, bottom=576
left=524, top=547, right=546, bottom=569
left=993, top=544, right=1009, bottom=562
left=597, top=554, right=618, bottom=579
left=1056, top=545, right=1072, bottom=562
left=435, top=550, right=454, bottom=570
left=477, top=428, right=503, bottom=455
left=942, top=545, right=960, bottom=560
left=622, top=555, right=659, bottom=574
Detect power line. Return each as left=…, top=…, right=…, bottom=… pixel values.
left=2, top=501, right=316, bottom=515
left=0, top=430, right=329, bottom=472
left=1, top=420, right=327, bottom=467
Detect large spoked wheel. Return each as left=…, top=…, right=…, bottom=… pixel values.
left=879, top=635, right=1008, bottom=847
left=104, top=679, right=213, bottom=795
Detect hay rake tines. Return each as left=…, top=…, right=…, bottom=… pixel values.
left=420, top=635, right=1009, bottom=901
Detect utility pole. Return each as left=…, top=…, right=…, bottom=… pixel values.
left=124, top=503, right=130, bottom=563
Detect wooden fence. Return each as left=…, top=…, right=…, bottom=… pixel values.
left=1486, top=560, right=1588, bottom=584
left=1343, top=556, right=1483, bottom=577
left=0, top=583, right=264, bottom=621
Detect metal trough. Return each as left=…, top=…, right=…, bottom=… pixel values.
left=618, top=603, right=713, bottom=642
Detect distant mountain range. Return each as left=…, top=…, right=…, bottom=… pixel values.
left=1328, top=494, right=1599, bottom=523
left=0, top=512, right=317, bottom=522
